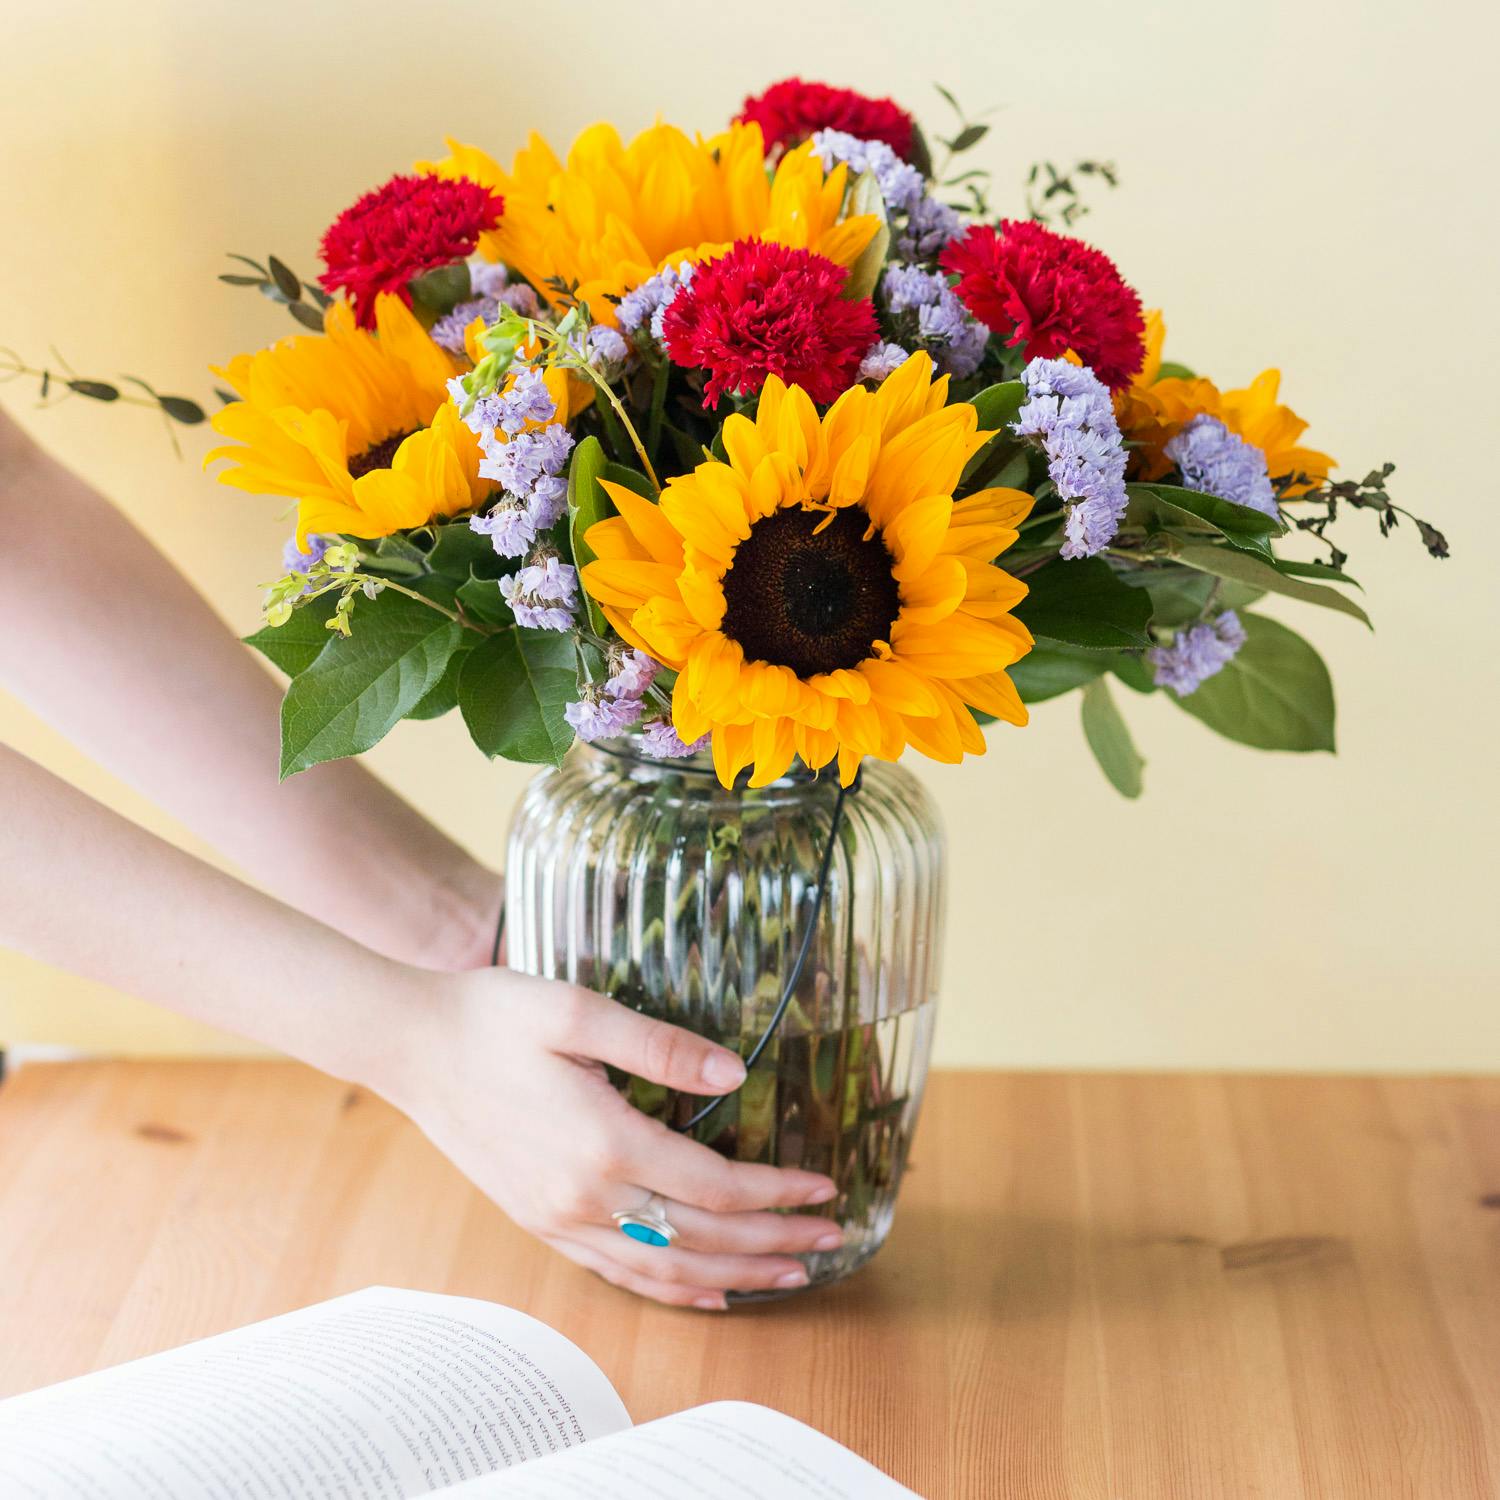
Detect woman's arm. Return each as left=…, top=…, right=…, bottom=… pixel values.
left=0, top=741, right=843, bottom=1307
left=0, top=409, right=498, bottom=970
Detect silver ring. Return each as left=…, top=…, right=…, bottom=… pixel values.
left=612, top=1191, right=678, bottom=1248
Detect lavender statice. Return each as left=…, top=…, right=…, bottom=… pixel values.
left=469, top=501, right=538, bottom=558
left=1147, top=611, right=1248, bottom=696
left=468, top=260, right=510, bottom=299
left=897, top=194, right=966, bottom=260
left=478, top=422, right=574, bottom=493
left=1013, top=357, right=1129, bottom=560
left=585, top=325, right=629, bottom=372
left=878, top=264, right=988, bottom=380
left=565, top=690, right=644, bottom=742
left=810, top=130, right=924, bottom=215
left=500, top=553, right=578, bottom=633
left=498, top=283, right=542, bottom=318
left=639, top=718, right=711, bottom=759
left=282, top=532, right=330, bottom=574
left=1166, top=415, right=1278, bottom=519
left=858, top=341, right=909, bottom=382
left=617, top=261, right=695, bottom=341
left=431, top=297, right=500, bottom=355
left=467, top=416, right=575, bottom=558
left=605, top=648, right=658, bottom=698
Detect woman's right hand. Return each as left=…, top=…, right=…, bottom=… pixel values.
left=382, top=967, right=845, bottom=1310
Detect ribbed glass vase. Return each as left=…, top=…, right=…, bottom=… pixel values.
left=505, top=740, right=945, bottom=1296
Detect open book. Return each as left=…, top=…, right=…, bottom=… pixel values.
left=0, top=1286, right=919, bottom=1498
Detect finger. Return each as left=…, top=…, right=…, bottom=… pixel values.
left=548, top=989, right=747, bottom=1095
left=553, top=1236, right=728, bottom=1312
left=574, top=1224, right=811, bottom=1294
left=645, top=1201, right=844, bottom=1258
left=614, top=1119, right=837, bottom=1213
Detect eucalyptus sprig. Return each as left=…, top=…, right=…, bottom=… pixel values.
left=220, top=253, right=332, bottom=332
left=1025, top=159, right=1120, bottom=228
left=1282, top=463, right=1449, bottom=567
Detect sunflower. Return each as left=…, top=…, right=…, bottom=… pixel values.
left=580, top=353, right=1034, bottom=788
left=208, top=293, right=491, bottom=545
left=423, top=122, right=880, bottom=327
left=1116, top=311, right=1334, bottom=493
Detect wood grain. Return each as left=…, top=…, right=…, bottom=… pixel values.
left=0, top=1063, right=1496, bottom=1498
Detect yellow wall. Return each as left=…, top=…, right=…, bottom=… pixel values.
left=1, top=0, right=1495, bottom=1069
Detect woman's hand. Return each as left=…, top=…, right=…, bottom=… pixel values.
left=385, top=968, right=845, bottom=1310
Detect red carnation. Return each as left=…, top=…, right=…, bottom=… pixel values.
left=737, top=78, right=915, bottom=161
left=661, top=240, right=878, bottom=409
left=940, top=221, right=1146, bottom=391
left=319, top=173, right=504, bottom=328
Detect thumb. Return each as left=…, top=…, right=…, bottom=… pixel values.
left=549, top=987, right=748, bottom=1095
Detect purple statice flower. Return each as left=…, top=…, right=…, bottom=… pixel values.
left=617, top=261, right=695, bottom=338
left=898, top=195, right=966, bottom=260
left=565, top=690, right=644, bottom=742
left=605, top=648, right=658, bottom=699
left=431, top=297, right=499, bottom=354
left=1147, top=611, right=1248, bottom=696
left=1013, top=357, right=1129, bottom=560
left=1166, top=414, right=1278, bottom=519
left=918, top=290, right=988, bottom=378
left=479, top=422, right=574, bottom=492
left=858, top=341, right=909, bottom=383
left=881, top=263, right=944, bottom=315
left=586, top=325, right=629, bottom=371
left=498, top=282, right=542, bottom=318
left=501, top=553, right=579, bottom=632
left=282, top=532, right=330, bottom=574
left=639, top=718, right=711, bottom=759
left=527, top=473, right=569, bottom=530
left=491, top=366, right=556, bottom=436
left=468, top=260, right=510, bottom=299
left=470, top=501, right=537, bottom=559
left=810, top=130, right=924, bottom=216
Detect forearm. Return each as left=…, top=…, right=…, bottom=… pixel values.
left=0, top=741, right=423, bottom=1089
left=0, top=422, right=497, bottom=968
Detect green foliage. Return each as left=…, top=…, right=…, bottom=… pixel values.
left=1016, top=558, right=1154, bottom=649
left=568, top=436, right=613, bottom=634
left=243, top=595, right=337, bottom=677
left=1025, top=158, right=1119, bottom=229
left=1172, top=614, right=1336, bottom=753
left=407, top=645, right=470, bottom=720
left=458, top=629, right=578, bottom=767
left=222, top=252, right=331, bottom=332
left=1007, top=646, right=1108, bottom=704
left=1127, top=482, right=1282, bottom=560
left=841, top=169, right=890, bottom=304
left=1080, top=679, right=1145, bottom=798
left=959, top=382, right=1025, bottom=486
left=1174, top=543, right=1372, bottom=629
left=278, top=592, right=465, bottom=777
left=1155, top=360, right=1196, bottom=381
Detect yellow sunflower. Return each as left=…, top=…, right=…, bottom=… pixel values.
left=1116, top=310, right=1334, bottom=494
left=424, top=122, right=880, bottom=327
left=581, top=353, right=1034, bottom=788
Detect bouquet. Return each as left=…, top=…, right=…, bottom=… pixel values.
left=187, top=80, right=1445, bottom=796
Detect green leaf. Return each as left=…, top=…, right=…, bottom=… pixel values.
left=841, top=169, right=890, bottom=304
left=945, top=122, right=990, bottom=153
left=960, top=381, right=1025, bottom=486
left=456, top=572, right=510, bottom=626
left=458, top=628, right=578, bottom=766
left=1155, top=360, right=1196, bottom=381
left=1129, top=482, right=1281, bottom=560
left=278, top=593, right=464, bottom=776
left=427, top=520, right=505, bottom=581
left=66, top=379, right=118, bottom=402
left=218, top=273, right=265, bottom=287
left=408, top=644, right=470, bottom=720
left=372, top=532, right=430, bottom=576
left=1080, top=679, right=1145, bottom=798
left=1273, top=558, right=1363, bottom=589
left=1174, top=543, right=1372, bottom=629
left=156, top=395, right=206, bottom=424
left=408, top=262, right=472, bottom=314
left=243, top=595, right=337, bottom=677
left=288, top=302, right=325, bottom=332
left=1109, top=653, right=1157, bottom=694
left=1006, top=647, right=1107, bottom=703
left=602, top=462, right=653, bottom=499
left=267, top=255, right=302, bottom=302
left=1171, top=613, right=1335, bottom=753
left=1016, top=558, right=1154, bottom=649
left=568, top=436, right=613, bottom=635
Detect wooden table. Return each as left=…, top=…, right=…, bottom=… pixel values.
left=1, top=1063, right=1496, bottom=1498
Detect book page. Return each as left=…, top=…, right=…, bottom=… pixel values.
left=0, top=1287, right=630, bottom=1500
left=447, top=1401, right=922, bottom=1499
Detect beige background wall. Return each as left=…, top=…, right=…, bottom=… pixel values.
left=1, top=0, right=1495, bottom=1069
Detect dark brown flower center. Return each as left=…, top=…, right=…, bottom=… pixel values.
left=719, top=506, right=901, bottom=677
left=348, top=429, right=415, bottom=478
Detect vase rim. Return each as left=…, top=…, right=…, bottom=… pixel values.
left=579, top=735, right=829, bottom=788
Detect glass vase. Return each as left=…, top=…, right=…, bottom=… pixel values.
left=505, top=740, right=945, bottom=1296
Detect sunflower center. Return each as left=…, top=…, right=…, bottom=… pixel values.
left=719, top=506, right=901, bottom=677
left=348, top=429, right=415, bottom=478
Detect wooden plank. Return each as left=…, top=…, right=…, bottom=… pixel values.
left=0, top=1062, right=1496, bottom=1497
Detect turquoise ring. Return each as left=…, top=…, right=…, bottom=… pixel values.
left=612, top=1193, right=678, bottom=1248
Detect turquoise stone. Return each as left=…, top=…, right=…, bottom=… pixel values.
left=620, top=1220, right=671, bottom=1247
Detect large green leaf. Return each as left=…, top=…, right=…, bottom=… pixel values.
left=1172, top=613, right=1336, bottom=752
left=1123, top=565, right=1265, bottom=626
left=1016, top=558, right=1154, bottom=649
left=407, top=644, right=470, bottom=720
left=279, top=594, right=464, bottom=777
left=568, top=436, right=613, bottom=635
left=1128, top=482, right=1282, bottom=560
left=960, top=381, right=1025, bottom=485
left=1174, top=543, right=1372, bottom=629
left=1080, top=679, right=1145, bottom=798
left=427, top=519, right=505, bottom=582
left=1007, top=646, right=1108, bottom=704
left=456, top=573, right=511, bottom=627
left=244, top=594, right=336, bottom=678
left=458, top=628, right=578, bottom=767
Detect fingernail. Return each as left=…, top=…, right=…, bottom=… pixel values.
left=775, top=1269, right=809, bottom=1289
left=804, top=1182, right=837, bottom=1205
left=813, top=1232, right=843, bottom=1251
left=701, top=1051, right=747, bottom=1091
left=694, top=1295, right=726, bottom=1311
